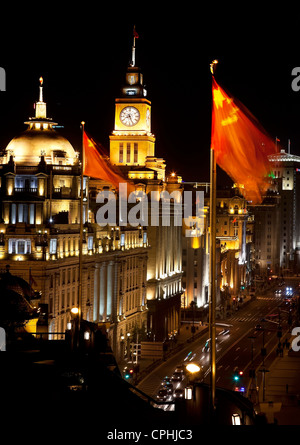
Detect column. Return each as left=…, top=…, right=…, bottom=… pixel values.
left=99, top=262, right=107, bottom=321
left=93, top=264, right=100, bottom=322
left=106, top=261, right=114, bottom=318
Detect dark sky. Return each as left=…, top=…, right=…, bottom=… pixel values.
left=1, top=7, right=300, bottom=184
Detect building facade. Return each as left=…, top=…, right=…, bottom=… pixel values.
left=248, top=148, right=300, bottom=277
left=107, top=43, right=183, bottom=342
left=0, top=78, right=148, bottom=361
left=268, top=149, right=300, bottom=273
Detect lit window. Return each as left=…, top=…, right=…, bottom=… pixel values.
left=49, top=239, right=57, bottom=254
left=134, top=143, right=138, bottom=163
left=120, top=233, right=125, bottom=246
left=8, top=238, right=31, bottom=254
left=88, top=236, right=93, bottom=250
left=143, top=232, right=147, bottom=245
left=127, top=143, right=130, bottom=163
left=119, top=143, right=123, bottom=163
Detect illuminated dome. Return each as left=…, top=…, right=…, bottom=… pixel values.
left=5, top=77, right=77, bottom=166
left=6, top=126, right=77, bottom=165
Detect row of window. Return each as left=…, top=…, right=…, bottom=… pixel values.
left=7, top=237, right=93, bottom=255
left=119, top=143, right=138, bottom=163
left=10, top=203, right=35, bottom=224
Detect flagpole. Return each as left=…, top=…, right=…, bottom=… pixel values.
left=131, top=26, right=136, bottom=67
left=78, top=121, right=85, bottom=336
left=209, top=145, right=217, bottom=416
left=209, top=60, right=218, bottom=418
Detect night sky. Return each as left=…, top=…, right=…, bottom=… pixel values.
left=1, top=7, right=300, bottom=184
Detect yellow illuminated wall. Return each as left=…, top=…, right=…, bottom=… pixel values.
left=110, top=135, right=155, bottom=166
left=114, top=98, right=151, bottom=133
left=110, top=97, right=155, bottom=166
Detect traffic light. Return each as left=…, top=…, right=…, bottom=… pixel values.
left=233, top=369, right=243, bottom=381
left=124, top=367, right=134, bottom=380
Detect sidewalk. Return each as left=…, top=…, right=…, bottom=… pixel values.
left=256, top=337, right=300, bottom=425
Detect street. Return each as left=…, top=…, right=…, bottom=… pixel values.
left=137, top=280, right=297, bottom=408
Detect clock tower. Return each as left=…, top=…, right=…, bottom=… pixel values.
left=109, top=34, right=165, bottom=180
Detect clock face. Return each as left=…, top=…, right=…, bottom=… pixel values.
left=120, top=106, right=140, bottom=126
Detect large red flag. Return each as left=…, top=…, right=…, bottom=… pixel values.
left=83, top=131, right=134, bottom=192
left=211, top=77, right=278, bottom=204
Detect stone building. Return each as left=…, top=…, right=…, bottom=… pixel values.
left=0, top=78, right=148, bottom=361
left=106, top=40, right=183, bottom=342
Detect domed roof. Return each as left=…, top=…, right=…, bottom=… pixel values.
left=5, top=77, right=77, bottom=165
left=6, top=125, right=76, bottom=165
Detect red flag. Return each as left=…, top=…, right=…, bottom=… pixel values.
left=211, top=77, right=278, bottom=204
left=133, top=27, right=139, bottom=39
left=83, top=131, right=134, bottom=192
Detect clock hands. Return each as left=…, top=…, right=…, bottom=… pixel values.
left=120, top=106, right=140, bottom=126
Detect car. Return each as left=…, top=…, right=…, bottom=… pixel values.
left=174, top=364, right=185, bottom=374
left=275, top=289, right=282, bottom=295
left=161, top=376, right=172, bottom=385
left=255, top=323, right=263, bottom=330
left=219, top=328, right=230, bottom=336
left=173, top=388, right=184, bottom=398
left=162, top=382, right=173, bottom=394
left=171, top=372, right=183, bottom=382
left=202, top=339, right=210, bottom=352
left=156, top=389, right=168, bottom=401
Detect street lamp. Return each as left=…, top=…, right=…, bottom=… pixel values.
left=71, top=307, right=79, bottom=316
left=70, top=307, right=80, bottom=351
left=185, top=386, right=193, bottom=400
left=232, top=413, right=241, bottom=425
left=186, top=363, right=201, bottom=374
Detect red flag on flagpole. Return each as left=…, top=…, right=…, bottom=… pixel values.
left=211, top=77, right=278, bottom=204
left=82, top=131, right=134, bottom=192
left=133, top=26, right=139, bottom=39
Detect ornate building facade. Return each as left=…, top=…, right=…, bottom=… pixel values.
left=106, top=41, right=183, bottom=342
left=0, top=78, right=148, bottom=361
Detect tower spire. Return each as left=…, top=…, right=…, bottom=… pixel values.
left=35, top=76, right=47, bottom=119
left=39, top=76, right=43, bottom=102
left=130, top=26, right=139, bottom=67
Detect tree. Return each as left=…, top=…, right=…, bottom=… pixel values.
left=130, top=321, right=147, bottom=343
left=0, top=273, right=38, bottom=338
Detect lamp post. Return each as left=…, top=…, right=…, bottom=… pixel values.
left=70, top=307, right=80, bottom=352
left=247, top=336, right=258, bottom=404
left=185, top=363, right=203, bottom=401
